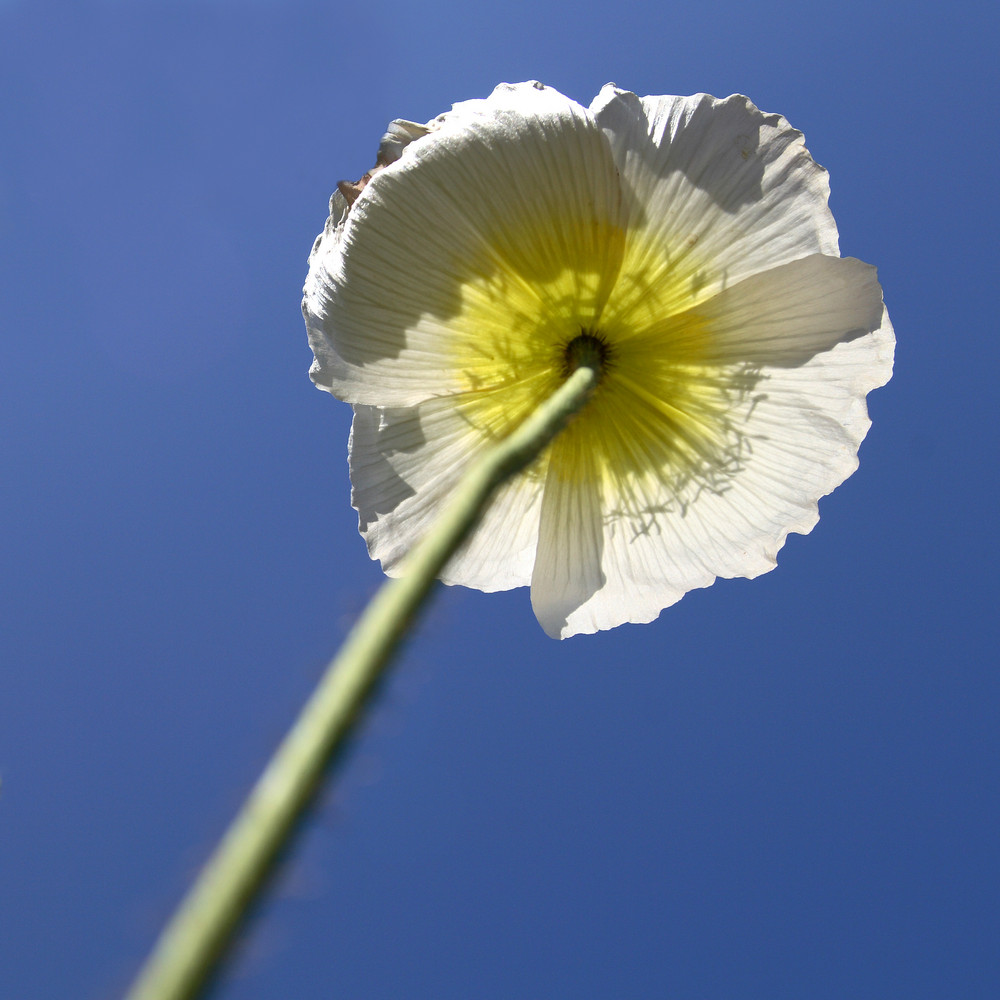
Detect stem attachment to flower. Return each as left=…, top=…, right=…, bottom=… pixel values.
left=123, top=362, right=599, bottom=1000
left=562, top=330, right=611, bottom=381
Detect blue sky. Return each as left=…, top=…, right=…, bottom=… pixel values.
left=2, top=1, right=998, bottom=998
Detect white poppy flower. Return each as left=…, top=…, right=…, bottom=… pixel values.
left=303, top=82, right=894, bottom=639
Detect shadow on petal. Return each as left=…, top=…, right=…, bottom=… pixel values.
left=349, top=405, right=421, bottom=532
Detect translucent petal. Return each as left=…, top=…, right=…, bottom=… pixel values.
left=530, top=443, right=606, bottom=638
left=305, top=82, right=625, bottom=409
left=350, top=396, right=543, bottom=591
left=590, top=86, right=839, bottom=311
left=307, top=82, right=895, bottom=639
left=535, top=286, right=894, bottom=638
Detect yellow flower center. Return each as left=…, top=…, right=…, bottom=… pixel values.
left=445, top=216, right=749, bottom=512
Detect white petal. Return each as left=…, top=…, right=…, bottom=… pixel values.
left=350, top=397, right=542, bottom=591
left=530, top=445, right=606, bottom=638
left=542, top=298, right=894, bottom=638
left=309, top=82, right=895, bottom=640
left=305, top=81, right=624, bottom=408
left=692, top=254, right=887, bottom=365
left=589, top=85, right=839, bottom=298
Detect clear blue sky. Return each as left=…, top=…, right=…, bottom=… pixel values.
left=2, top=1, right=998, bottom=998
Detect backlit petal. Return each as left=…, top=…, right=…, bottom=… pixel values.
left=305, top=82, right=624, bottom=409
left=550, top=289, right=894, bottom=637
left=590, top=86, right=838, bottom=314
left=696, top=254, right=887, bottom=365
left=350, top=395, right=542, bottom=590
left=306, top=82, right=895, bottom=638
left=530, top=442, right=606, bottom=638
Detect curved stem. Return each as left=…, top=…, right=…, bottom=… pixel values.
left=124, top=363, right=598, bottom=1000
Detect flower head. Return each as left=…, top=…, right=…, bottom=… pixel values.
left=303, top=82, right=894, bottom=638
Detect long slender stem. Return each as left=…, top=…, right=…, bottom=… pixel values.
left=124, top=363, right=598, bottom=1000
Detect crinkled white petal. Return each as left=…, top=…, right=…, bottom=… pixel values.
left=349, top=396, right=543, bottom=591
left=305, top=81, right=623, bottom=408
left=307, top=82, right=895, bottom=639
left=589, top=85, right=839, bottom=301
left=530, top=260, right=894, bottom=638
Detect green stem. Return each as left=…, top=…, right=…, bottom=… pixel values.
left=124, top=363, right=598, bottom=1000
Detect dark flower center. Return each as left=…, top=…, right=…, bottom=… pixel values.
left=562, top=330, right=613, bottom=381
